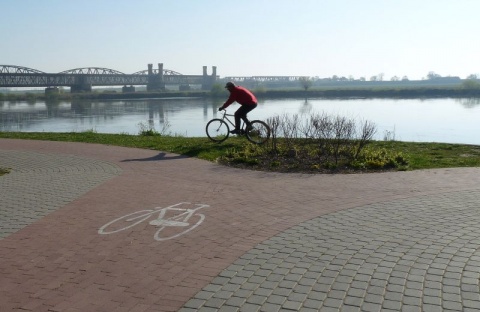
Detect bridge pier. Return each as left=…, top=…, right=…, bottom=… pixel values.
left=202, top=66, right=217, bottom=90
left=147, top=63, right=165, bottom=91
left=122, top=85, right=135, bottom=93
left=70, top=75, right=92, bottom=93
left=45, top=87, right=60, bottom=95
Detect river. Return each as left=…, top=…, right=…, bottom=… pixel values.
left=1, top=97, right=480, bottom=145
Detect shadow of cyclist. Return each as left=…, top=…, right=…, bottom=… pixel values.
left=121, top=152, right=189, bottom=162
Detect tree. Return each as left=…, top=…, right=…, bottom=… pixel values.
left=370, top=73, right=384, bottom=81
left=462, top=79, right=480, bottom=89
left=467, top=74, right=479, bottom=80
left=427, top=71, right=441, bottom=80
left=299, top=77, right=313, bottom=91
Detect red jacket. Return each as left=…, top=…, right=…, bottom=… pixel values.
left=222, top=86, right=257, bottom=109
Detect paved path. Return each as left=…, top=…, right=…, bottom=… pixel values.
left=1, top=138, right=480, bottom=311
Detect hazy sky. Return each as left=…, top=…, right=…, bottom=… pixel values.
left=2, top=0, right=479, bottom=80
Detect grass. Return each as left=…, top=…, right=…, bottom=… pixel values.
left=374, top=141, right=480, bottom=170
left=1, top=132, right=480, bottom=173
left=0, top=168, right=10, bottom=176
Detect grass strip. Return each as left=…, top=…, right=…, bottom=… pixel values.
left=1, top=132, right=480, bottom=172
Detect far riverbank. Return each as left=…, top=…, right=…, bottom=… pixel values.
left=2, top=86, right=480, bottom=102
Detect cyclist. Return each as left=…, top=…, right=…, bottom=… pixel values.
left=218, top=82, right=258, bottom=134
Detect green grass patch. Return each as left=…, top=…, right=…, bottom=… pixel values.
left=1, top=132, right=480, bottom=172
left=374, top=141, right=480, bottom=169
left=0, top=167, right=10, bottom=176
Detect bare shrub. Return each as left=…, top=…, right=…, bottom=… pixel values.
left=264, top=111, right=377, bottom=166
left=266, top=115, right=281, bottom=153
left=354, top=120, right=377, bottom=158
left=279, top=113, right=301, bottom=150
left=330, top=115, right=356, bottom=164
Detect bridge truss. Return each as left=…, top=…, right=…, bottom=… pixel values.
left=0, top=65, right=307, bottom=91
left=0, top=65, right=216, bottom=90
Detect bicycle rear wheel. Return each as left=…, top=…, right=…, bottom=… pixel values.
left=206, top=119, right=230, bottom=143
left=246, top=120, right=270, bottom=144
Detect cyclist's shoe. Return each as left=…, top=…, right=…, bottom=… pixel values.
left=246, top=124, right=254, bottom=131
left=230, top=129, right=240, bottom=135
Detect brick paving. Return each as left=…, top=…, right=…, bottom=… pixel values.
left=0, top=150, right=121, bottom=238
left=1, top=138, right=480, bottom=311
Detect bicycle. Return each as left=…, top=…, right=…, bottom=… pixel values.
left=98, top=202, right=209, bottom=241
left=206, top=109, right=271, bottom=144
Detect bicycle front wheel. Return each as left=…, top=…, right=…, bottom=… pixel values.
left=246, top=120, right=271, bottom=144
left=206, top=119, right=229, bottom=143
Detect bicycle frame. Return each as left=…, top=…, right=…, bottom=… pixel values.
left=219, top=110, right=248, bottom=131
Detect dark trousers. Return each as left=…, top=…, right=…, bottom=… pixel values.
left=234, top=104, right=257, bottom=131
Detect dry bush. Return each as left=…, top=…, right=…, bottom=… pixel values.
left=265, top=112, right=377, bottom=167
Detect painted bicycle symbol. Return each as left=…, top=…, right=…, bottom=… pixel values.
left=98, top=202, right=209, bottom=241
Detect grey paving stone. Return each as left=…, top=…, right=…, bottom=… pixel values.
left=265, top=295, right=286, bottom=305
left=343, top=296, right=363, bottom=307
left=302, top=298, right=322, bottom=309
left=225, top=297, right=246, bottom=308
left=214, top=291, right=234, bottom=300
left=382, top=299, right=401, bottom=310
left=204, top=298, right=226, bottom=309
left=183, top=190, right=480, bottom=311
left=184, top=298, right=206, bottom=309
left=259, top=303, right=281, bottom=312
left=253, top=287, right=273, bottom=297
left=442, top=300, right=463, bottom=311
left=238, top=303, right=260, bottom=312
left=217, top=306, right=239, bottom=312
left=246, top=295, right=266, bottom=306
left=0, top=150, right=121, bottom=239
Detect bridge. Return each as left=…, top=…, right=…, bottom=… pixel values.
left=0, top=63, right=312, bottom=93
left=0, top=63, right=218, bottom=93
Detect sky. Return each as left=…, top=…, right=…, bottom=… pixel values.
left=1, top=0, right=479, bottom=80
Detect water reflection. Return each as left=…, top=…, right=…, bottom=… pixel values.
left=456, top=98, right=480, bottom=108
left=1, top=97, right=480, bottom=144
left=299, top=98, right=313, bottom=115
